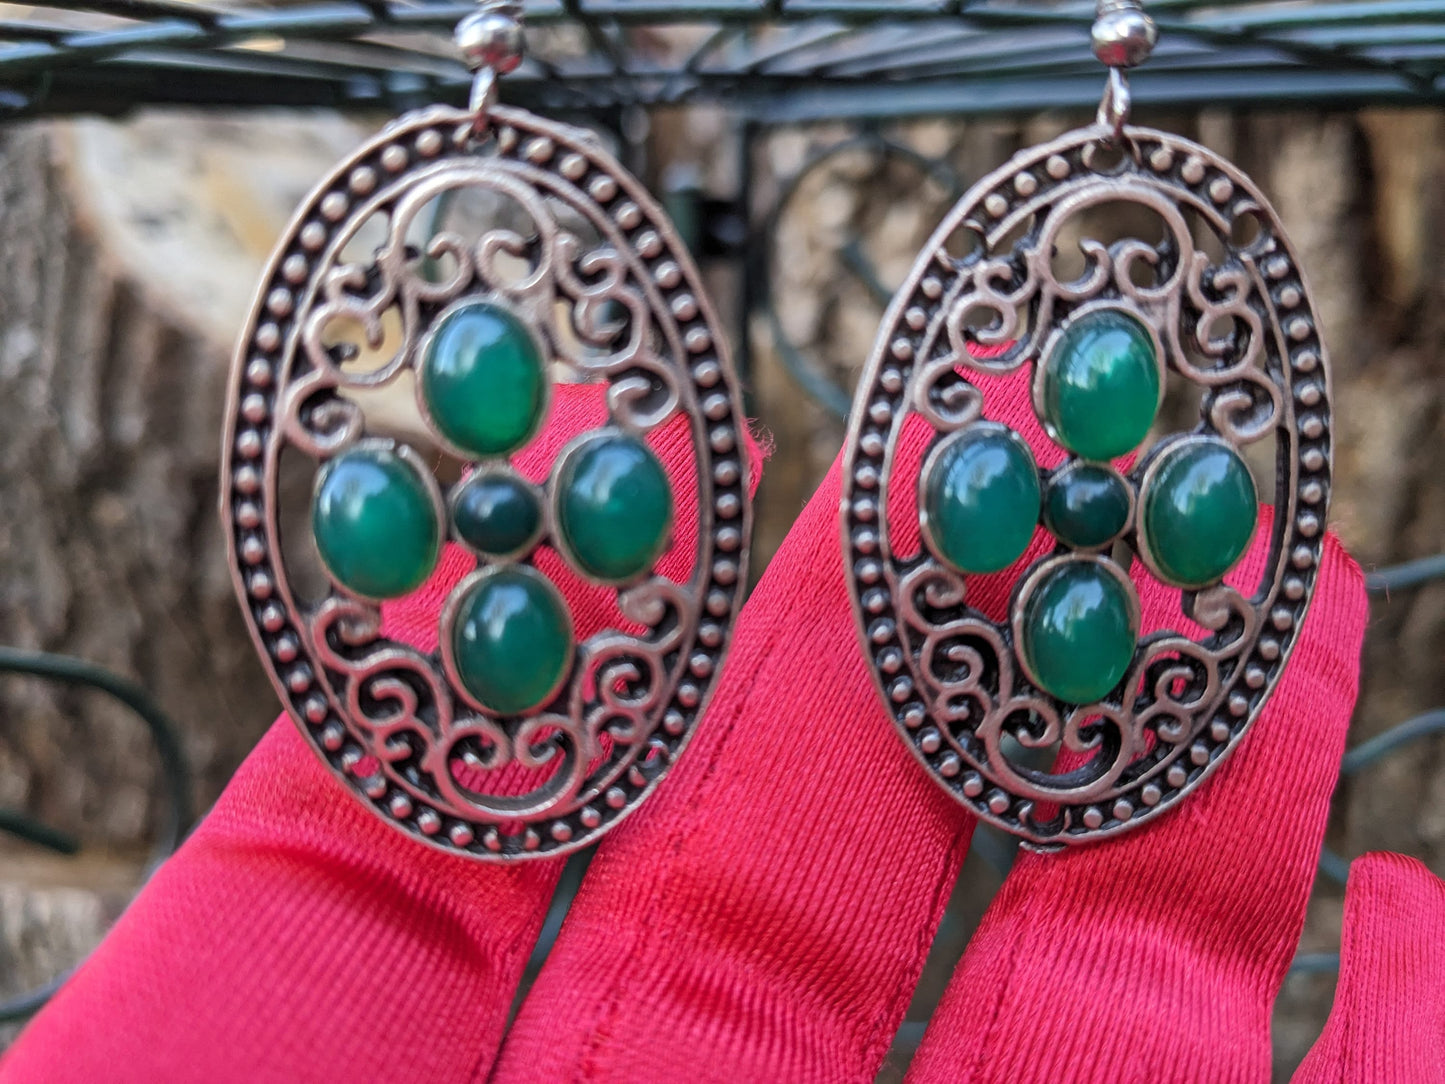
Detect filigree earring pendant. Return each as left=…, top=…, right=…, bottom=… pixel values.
left=841, top=0, right=1330, bottom=845
left=220, top=2, right=750, bottom=860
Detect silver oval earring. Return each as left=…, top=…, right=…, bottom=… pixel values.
left=220, top=1, right=750, bottom=860
left=841, top=0, right=1330, bottom=846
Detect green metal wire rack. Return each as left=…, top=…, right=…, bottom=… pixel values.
left=1, top=1, right=1445, bottom=120
left=2, top=0, right=1444, bottom=1041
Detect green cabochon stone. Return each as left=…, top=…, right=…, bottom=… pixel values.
left=1141, top=438, right=1258, bottom=589
left=453, top=472, right=542, bottom=558
left=555, top=432, right=673, bottom=583
left=450, top=567, right=574, bottom=716
left=312, top=445, right=441, bottom=600
left=923, top=427, right=1041, bottom=574
left=420, top=300, right=547, bottom=458
left=1021, top=561, right=1139, bottom=705
left=1043, top=463, right=1132, bottom=549
left=1040, top=308, right=1161, bottom=461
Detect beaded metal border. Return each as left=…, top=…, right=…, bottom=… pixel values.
left=220, top=104, right=750, bottom=860
left=840, top=123, right=1331, bottom=846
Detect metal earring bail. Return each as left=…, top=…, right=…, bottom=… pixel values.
left=220, top=3, right=751, bottom=860
left=841, top=0, right=1332, bottom=846
left=455, top=0, right=524, bottom=131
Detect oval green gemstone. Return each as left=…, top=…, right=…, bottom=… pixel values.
left=556, top=432, right=673, bottom=583
left=420, top=300, right=546, bottom=458
left=1043, top=463, right=1132, bottom=549
left=453, top=472, right=542, bottom=558
left=450, top=567, right=574, bottom=716
left=1040, top=309, right=1161, bottom=460
left=922, top=427, right=1041, bottom=574
left=1021, top=561, right=1138, bottom=704
left=1141, top=438, right=1258, bottom=588
left=312, top=445, right=441, bottom=599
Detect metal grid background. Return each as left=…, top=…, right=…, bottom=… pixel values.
left=1, top=0, right=1444, bottom=1057
left=1, top=1, right=1445, bottom=121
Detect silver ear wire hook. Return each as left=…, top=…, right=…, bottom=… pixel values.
left=1091, top=0, right=1157, bottom=142
left=455, top=0, right=525, bottom=133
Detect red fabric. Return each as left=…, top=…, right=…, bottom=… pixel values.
left=0, top=370, right=1380, bottom=1084
left=905, top=533, right=1365, bottom=1084
left=0, top=383, right=745, bottom=1084
left=1294, top=854, right=1445, bottom=1083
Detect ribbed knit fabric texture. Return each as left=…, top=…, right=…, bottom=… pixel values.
left=1294, top=853, right=1445, bottom=1082
left=904, top=534, right=1366, bottom=1084
left=0, top=370, right=1382, bottom=1084
left=0, top=384, right=751, bottom=1084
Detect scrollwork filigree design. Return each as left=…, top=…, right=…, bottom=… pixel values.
left=221, top=105, right=750, bottom=860
left=843, top=124, right=1332, bottom=845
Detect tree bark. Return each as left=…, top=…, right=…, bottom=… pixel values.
left=0, top=112, right=369, bottom=848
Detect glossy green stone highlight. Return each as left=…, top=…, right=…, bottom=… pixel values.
left=1141, top=438, right=1258, bottom=588
left=1021, top=561, right=1138, bottom=704
left=420, top=300, right=546, bottom=457
left=922, top=428, right=1041, bottom=574
left=450, top=567, right=574, bottom=716
left=1043, top=463, right=1132, bottom=549
left=1040, top=309, right=1161, bottom=460
left=556, top=432, right=673, bottom=583
left=453, top=473, right=542, bottom=558
left=312, top=445, right=441, bottom=599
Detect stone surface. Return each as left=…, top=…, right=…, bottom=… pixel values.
left=1039, top=308, right=1161, bottom=461
left=555, top=432, right=673, bottom=583
left=1043, top=463, right=1132, bottom=549
left=420, top=300, right=547, bottom=458
left=449, top=567, right=574, bottom=716
left=1020, top=560, right=1138, bottom=704
left=452, top=471, right=542, bottom=558
left=1141, top=438, right=1257, bottom=588
left=312, top=445, right=442, bottom=599
left=923, top=428, right=1041, bottom=574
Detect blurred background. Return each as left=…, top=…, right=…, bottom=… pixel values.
left=0, top=3, right=1443, bottom=1080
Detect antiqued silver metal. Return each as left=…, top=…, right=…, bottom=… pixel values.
left=840, top=120, right=1331, bottom=846
left=455, top=2, right=525, bottom=77
left=1092, top=0, right=1158, bottom=69
left=221, top=101, right=750, bottom=860
left=457, top=2, right=524, bottom=130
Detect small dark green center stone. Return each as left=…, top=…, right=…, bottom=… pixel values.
left=556, top=431, right=673, bottom=583
left=420, top=300, right=547, bottom=458
left=450, top=567, right=574, bottom=716
left=922, top=427, right=1041, bottom=574
left=453, top=472, right=542, bottom=558
left=312, top=445, right=441, bottom=600
left=1040, top=309, right=1161, bottom=460
left=1043, top=463, right=1132, bottom=549
left=1141, top=438, right=1258, bottom=588
left=1021, top=561, right=1138, bottom=704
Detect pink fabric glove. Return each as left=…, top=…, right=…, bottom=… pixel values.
left=1, top=371, right=1372, bottom=1084
left=1295, top=853, right=1445, bottom=1081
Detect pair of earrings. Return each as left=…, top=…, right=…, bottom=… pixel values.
left=221, top=0, right=1329, bottom=859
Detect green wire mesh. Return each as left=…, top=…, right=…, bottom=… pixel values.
left=2, top=1, right=1445, bottom=120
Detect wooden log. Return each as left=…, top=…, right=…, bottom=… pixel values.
left=0, top=112, right=372, bottom=849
